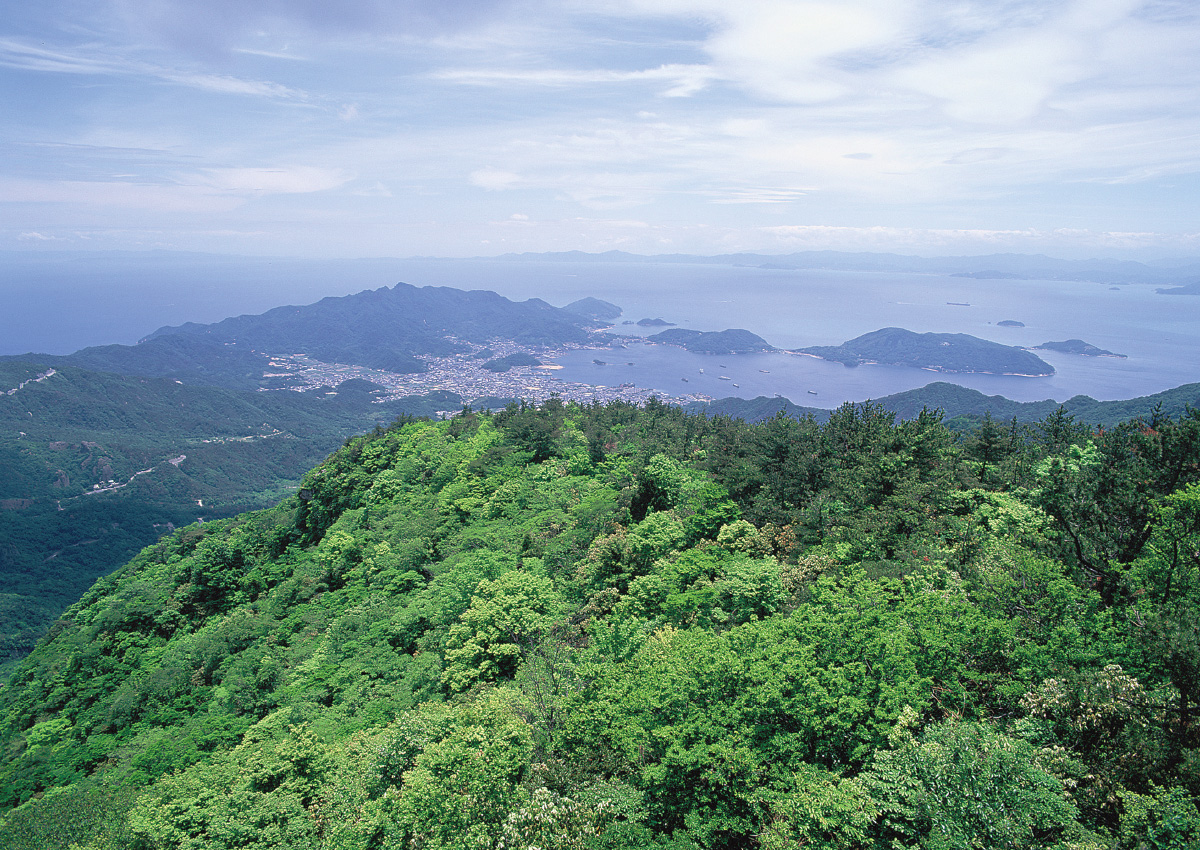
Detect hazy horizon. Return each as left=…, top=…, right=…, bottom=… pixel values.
left=3, top=1, right=1199, bottom=259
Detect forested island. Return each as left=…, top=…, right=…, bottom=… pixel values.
left=800, top=327, right=1055, bottom=375
left=1, top=397, right=1198, bottom=848
left=648, top=328, right=775, bottom=354
left=1036, top=339, right=1127, bottom=358
left=564, top=298, right=623, bottom=322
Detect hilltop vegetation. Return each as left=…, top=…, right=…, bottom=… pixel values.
left=1, top=397, right=1198, bottom=849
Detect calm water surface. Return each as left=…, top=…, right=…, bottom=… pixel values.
left=3, top=254, right=1197, bottom=406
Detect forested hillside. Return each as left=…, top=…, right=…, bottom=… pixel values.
left=1, top=399, right=1198, bottom=848
left=0, top=360, right=461, bottom=667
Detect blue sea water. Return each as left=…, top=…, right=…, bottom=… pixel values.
left=2, top=252, right=1197, bottom=406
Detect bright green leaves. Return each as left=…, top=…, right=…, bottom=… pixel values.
left=442, top=569, right=564, bottom=693
left=757, top=764, right=877, bottom=850
left=862, top=720, right=1078, bottom=850
left=128, top=714, right=335, bottom=850
left=391, top=692, right=534, bottom=849
left=614, top=546, right=788, bottom=631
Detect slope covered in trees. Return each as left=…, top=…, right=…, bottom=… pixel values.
left=0, top=360, right=462, bottom=667
left=1, top=398, right=1198, bottom=849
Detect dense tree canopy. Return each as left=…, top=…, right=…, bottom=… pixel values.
left=1, top=398, right=1198, bottom=849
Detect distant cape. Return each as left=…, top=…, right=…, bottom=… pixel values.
left=798, top=327, right=1054, bottom=376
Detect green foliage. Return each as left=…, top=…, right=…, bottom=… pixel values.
left=0, top=399, right=1197, bottom=849
left=863, top=718, right=1078, bottom=849
left=442, top=569, right=563, bottom=692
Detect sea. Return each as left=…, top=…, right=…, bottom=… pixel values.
left=3, top=252, right=1198, bottom=407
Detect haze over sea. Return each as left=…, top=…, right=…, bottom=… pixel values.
left=3, top=252, right=1198, bottom=407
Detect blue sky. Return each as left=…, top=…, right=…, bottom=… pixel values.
left=2, top=0, right=1199, bottom=258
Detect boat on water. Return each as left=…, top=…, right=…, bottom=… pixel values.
left=808, top=390, right=818, bottom=395
left=758, top=369, right=769, bottom=373
left=732, top=383, right=739, bottom=388
left=681, top=377, right=689, bottom=382
left=946, top=301, right=971, bottom=307
left=699, top=368, right=704, bottom=373
left=718, top=375, right=732, bottom=380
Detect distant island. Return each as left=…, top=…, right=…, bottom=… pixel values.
left=996, top=319, right=1025, bottom=327
left=1156, top=281, right=1200, bottom=295
left=951, top=270, right=1025, bottom=280
left=1035, top=339, right=1127, bottom=358
left=798, top=327, right=1055, bottom=376
left=637, top=317, right=675, bottom=327
left=648, top=328, right=775, bottom=355
left=563, top=297, right=622, bottom=321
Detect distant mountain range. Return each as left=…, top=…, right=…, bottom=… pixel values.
left=494, top=249, right=1200, bottom=286
left=4, top=283, right=602, bottom=390
left=692, top=380, right=1200, bottom=428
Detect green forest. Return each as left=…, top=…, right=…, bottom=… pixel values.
left=0, top=360, right=463, bottom=669
left=0, top=397, right=1198, bottom=849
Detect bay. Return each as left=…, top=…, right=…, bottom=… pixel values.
left=3, top=253, right=1197, bottom=406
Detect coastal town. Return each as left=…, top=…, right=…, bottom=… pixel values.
left=260, top=336, right=713, bottom=413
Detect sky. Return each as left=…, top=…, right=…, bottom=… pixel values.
left=2, top=0, right=1199, bottom=259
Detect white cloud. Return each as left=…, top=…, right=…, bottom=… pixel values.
left=435, top=63, right=717, bottom=97
left=0, top=178, right=242, bottom=212
left=0, top=38, right=306, bottom=99
left=4, top=0, right=1199, bottom=257
left=162, top=72, right=304, bottom=99
left=195, top=166, right=349, bottom=195
left=470, top=169, right=521, bottom=190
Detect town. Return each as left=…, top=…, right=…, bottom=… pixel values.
left=261, top=337, right=712, bottom=413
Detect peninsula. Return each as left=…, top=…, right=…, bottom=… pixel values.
left=1035, top=339, right=1127, bottom=358
left=798, top=327, right=1055, bottom=376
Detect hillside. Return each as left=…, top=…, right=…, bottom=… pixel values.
left=5, top=283, right=601, bottom=391
left=800, top=327, right=1055, bottom=375
left=0, top=360, right=461, bottom=665
left=0, top=398, right=1198, bottom=848
left=145, top=283, right=598, bottom=379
